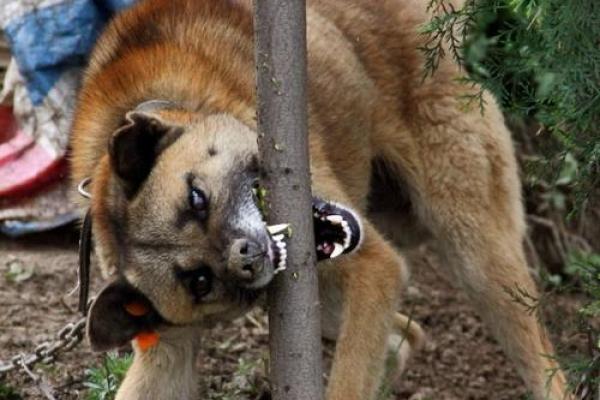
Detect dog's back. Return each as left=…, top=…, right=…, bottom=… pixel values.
left=71, top=0, right=437, bottom=197
left=71, top=0, right=254, bottom=185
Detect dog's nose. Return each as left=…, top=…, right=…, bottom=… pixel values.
left=228, top=238, right=265, bottom=281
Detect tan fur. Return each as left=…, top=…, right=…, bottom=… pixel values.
left=70, top=0, right=570, bottom=399
left=115, top=327, right=201, bottom=400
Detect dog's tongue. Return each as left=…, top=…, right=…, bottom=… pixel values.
left=319, top=242, right=334, bottom=256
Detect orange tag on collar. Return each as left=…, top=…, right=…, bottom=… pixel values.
left=135, top=331, right=160, bottom=351
left=124, top=301, right=150, bottom=317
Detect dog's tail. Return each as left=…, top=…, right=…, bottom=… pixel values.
left=393, top=312, right=426, bottom=351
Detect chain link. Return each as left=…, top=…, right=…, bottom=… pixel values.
left=0, top=317, right=86, bottom=377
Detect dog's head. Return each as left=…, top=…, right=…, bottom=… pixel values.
left=86, top=102, right=362, bottom=350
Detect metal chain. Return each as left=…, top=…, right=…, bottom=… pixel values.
left=0, top=317, right=86, bottom=377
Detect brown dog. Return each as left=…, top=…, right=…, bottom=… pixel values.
left=70, top=0, right=570, bottom=399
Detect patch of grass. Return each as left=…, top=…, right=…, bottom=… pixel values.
left=376, top=344, right=401, bottom=400
left=4, top=258, right=34, bottom=283
left=563, top=251, right=600, bottom=397
left=206, top=357, right=268, bottom=400
left=0, top=383, right=22, bottom=400
left=84, top=352, right=132, bottom=400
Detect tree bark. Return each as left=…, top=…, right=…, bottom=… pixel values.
left=254, top=1, right=324, bottom=400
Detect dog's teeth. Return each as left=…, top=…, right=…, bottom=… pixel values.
left=274, top=256, right=287, bottom=274
left=272, top=234, right=285, bottom=242
left=267, top=223, right=289, bottom=235
left=326, top=215, right=344, bottom=224
left=343, top=225, right=352, bottom=239
left=341, top=220, right=349, bottom=228
left=316, top=244, right=323, bottom=251
left=276, top=261, right=287, bottom=271
left=274, top=266, right=286, bottom=275
left=330, top=243, right=344, bottom=258
left=343, top=235, right=351, bottom=248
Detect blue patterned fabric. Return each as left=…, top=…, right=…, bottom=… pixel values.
left=2, top=0, right=136, bottom=105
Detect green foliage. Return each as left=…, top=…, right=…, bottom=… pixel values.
left=4, top=258, right=34, bottom=283
left=566, top=252, right=600, bottom=318
left=421, top=0, right=599, bottom=197
left=561, top=251, right=600, bottom=396
left=206, top=357, right=267, bottom=400
left=0, top=384, right=21, bottom=400
left=252, top=186, right=269, bottom=218
left=376, top=345, right=401, bottom=400
left=84, top=352, right=132, bottom=400
left=423, top=3, right=600, bottom=395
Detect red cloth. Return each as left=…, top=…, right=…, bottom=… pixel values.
left=0, top=106, right=64, bottom=197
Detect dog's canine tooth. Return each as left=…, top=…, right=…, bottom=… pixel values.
left=343, top=225, right=352, bottom=242
left=274, top=265, right=286, bottom=274
left=273, top=250, right=288, bottom=274
left=267, top=223, right=290, bottom=235
left=272, top=234, right=285, bottom=242
left=326, top=215, right=344, bottom=224
left=342, top=222, right=351, bottom=241
left=343, top=235, right=351, bottom=249
left=330, top=243, right=344, bottom=258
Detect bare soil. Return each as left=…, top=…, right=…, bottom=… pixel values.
left=0, top=227, right=589, bottom=399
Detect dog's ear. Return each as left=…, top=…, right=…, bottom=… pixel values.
left=109, top=107, right=184, bottom=196
left=86, top=278, right=163, bottom=351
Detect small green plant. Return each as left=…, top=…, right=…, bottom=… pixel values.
left=252, top=186, right=269, bottom=218
left=562, top=252, right=600, bottom=397
left=84, top=352, right=133, bottom=400
left=376, top=346, right=401, bottom=400
left=207, top=357, right=267, bottom=400
left=566, top=252, right=600, bottom=317
left=0, top=383, right=21, bottom=400
left=4, top=258, right=34, bottom=283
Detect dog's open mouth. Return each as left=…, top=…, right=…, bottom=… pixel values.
left=265, top=197, right=362, bottom=273
left=312, top=198, right=362, bottom=260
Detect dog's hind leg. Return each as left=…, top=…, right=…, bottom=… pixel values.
left=390, top=92, right=571, bottom=399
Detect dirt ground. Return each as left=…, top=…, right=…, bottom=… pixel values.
left=0, top=226, right=589, bottom=399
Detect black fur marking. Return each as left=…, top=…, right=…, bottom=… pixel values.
left=110, top=112, right=183, bottom=199
left=87, top=279, right=164, bottom=352
left=78, top=209, right=93, bottom=315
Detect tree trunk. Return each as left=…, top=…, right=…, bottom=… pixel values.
left=253, top=1, right=324, bottom=400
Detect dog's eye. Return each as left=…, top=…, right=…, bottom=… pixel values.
left=192, top=268, right=213, bottom=298
left=189, top=187, right=208, bottom=218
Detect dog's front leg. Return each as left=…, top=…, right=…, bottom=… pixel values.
left=115, top=326, right=201, bottom=400
left=325, top=223, right=405, bottom=400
